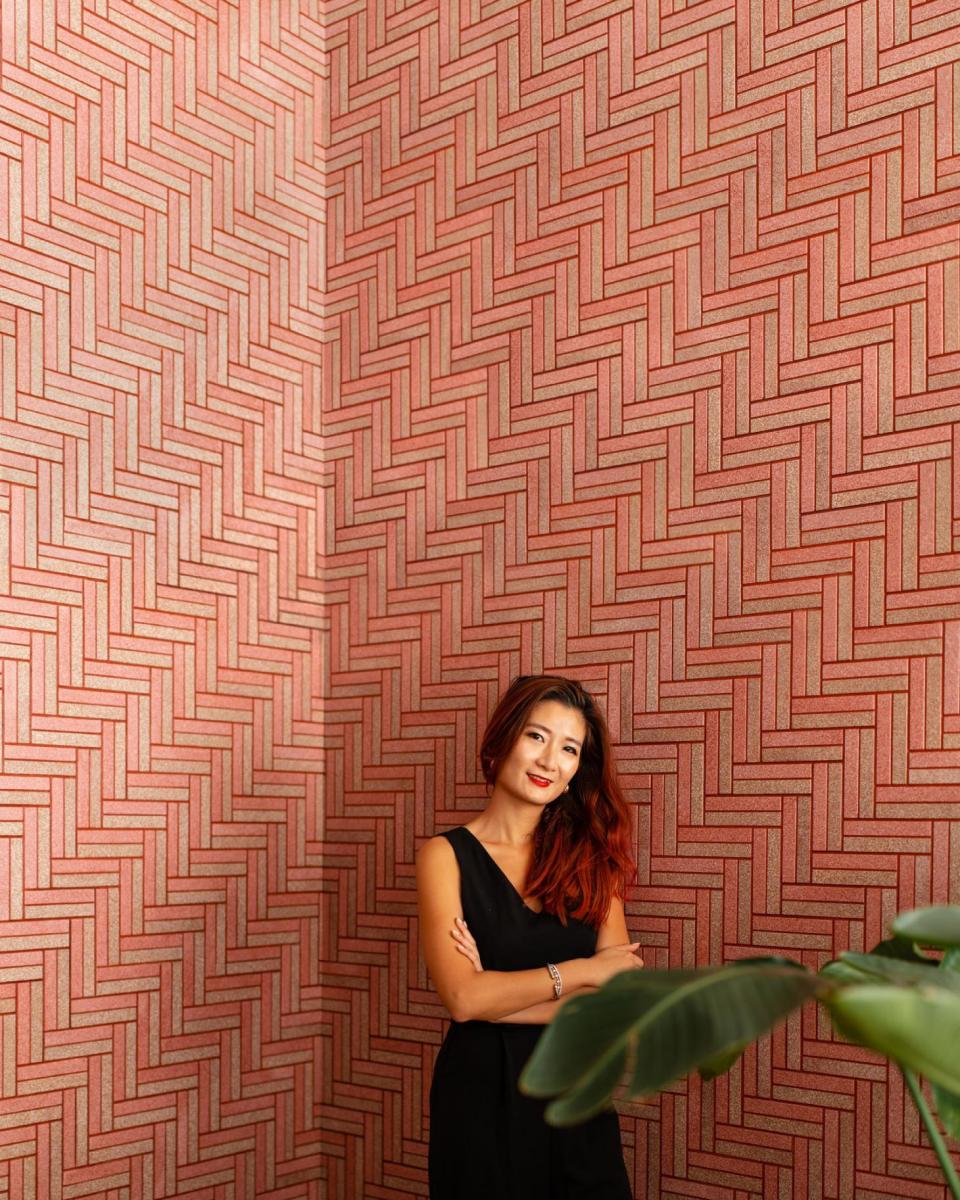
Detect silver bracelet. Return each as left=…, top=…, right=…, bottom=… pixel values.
left=546, top=962, right=563, bottom=1000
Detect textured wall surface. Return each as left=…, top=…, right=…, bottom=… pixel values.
left=319, top=1, right=960, bottom=1198
left=0, top=3, right=328, bottom=1197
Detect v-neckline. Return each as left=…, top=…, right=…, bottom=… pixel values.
left=461, top=827, right=544, bottom=915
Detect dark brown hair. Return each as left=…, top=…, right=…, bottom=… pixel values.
left=479, top=674, right=635, bottom=927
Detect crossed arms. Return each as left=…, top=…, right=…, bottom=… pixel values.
left=416, top=835, right=642, bottom=1025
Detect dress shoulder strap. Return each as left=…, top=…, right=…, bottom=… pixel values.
left=438, top=826, right=490, bottom=884
left=438, top=825, right=469, bottom=859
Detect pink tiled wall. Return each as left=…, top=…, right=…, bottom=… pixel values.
left=320, top=1, right=960, bottom=1198
left=6, top=1, right=960, bottom=1199
left=0, top=4, right=327, bottom=1197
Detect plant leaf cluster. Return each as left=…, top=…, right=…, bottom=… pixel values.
left=519, top=905, right=960, bottom=1192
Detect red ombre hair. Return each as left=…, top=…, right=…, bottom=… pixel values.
left=479, top=675, right=635, bottom=928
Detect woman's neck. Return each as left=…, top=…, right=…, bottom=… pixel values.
left=470, top=794, right=542, bottom=847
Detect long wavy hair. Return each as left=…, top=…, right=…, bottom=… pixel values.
left=479, top=675, right=635, bottom=927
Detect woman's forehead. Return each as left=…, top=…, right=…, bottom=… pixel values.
left=526, top=699, right=587, bottom=740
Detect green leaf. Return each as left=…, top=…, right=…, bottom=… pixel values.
left=821, top=959, right=872, bottom=985
left=696, top=957, right=805, bottom=1080
left=833, top=952, right=960, bottom=993
left=869, top=936, right=935, bottom=963
left=627, top=966, right=826, bottom=1102
left=732, top=955, right=806, bottom=969
left=698, top=1042, right=749, bottom=1082
left=542, top=1045, right=628, bottom=1126
left=892, top=907, right=960, bottom=950
left=932, top=1080, right=960, bottom=1143
left=828, top=985, right=960, bottom=1097
left=522, top=965, right=826, bottom=1127
left=933, top=949, right=960, bottom=1141
left=943, top=948, right=960, bottom=974
left=520, top=970, right=703, bottom=1099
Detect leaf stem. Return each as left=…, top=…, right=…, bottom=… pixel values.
left=902, top=1068, right=960, bottom=1199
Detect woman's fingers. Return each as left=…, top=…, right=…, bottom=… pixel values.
left=454, top=917, right=475, bottom=944
left=591, top=941, right=645, bottom=984
left=453, top=939, right=482, bottom=971
left=453, top=941, right=480, bottom=964
left=451, top=917, right=483, bottom=971
left=623, top=941, right=643, bottom=967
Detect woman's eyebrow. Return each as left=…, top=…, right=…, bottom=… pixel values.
left=527, top=722, right=582, bottom=746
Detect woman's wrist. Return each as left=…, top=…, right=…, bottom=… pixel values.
left=555, top=956, right=593, bottom=992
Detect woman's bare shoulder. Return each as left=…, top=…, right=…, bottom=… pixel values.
left=415, top=835, right=461, bottom=913
left=416, top=832, right=456, bottom=870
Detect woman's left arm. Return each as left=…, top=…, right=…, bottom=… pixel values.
left=594, top=893, right=631, bottom=952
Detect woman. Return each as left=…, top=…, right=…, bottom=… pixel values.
left=417, top=674, right=641, bottom=1199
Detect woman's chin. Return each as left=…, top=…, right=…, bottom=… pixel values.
left=525, top=783, right=561, bottom=804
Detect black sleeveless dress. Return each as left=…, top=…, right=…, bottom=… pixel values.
left=428, top=826, right=633, bottom=1199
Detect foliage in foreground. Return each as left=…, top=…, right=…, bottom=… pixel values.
left=520, top=905, right=960, bottom=1195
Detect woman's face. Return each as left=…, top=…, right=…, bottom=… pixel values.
left=495, top=699, right=587, bottom=808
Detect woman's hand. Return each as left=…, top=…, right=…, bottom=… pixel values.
left=588, top=942, right=643, bottom=987
left=451, top=917, right=483, bottom=972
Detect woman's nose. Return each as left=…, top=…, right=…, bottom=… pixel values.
left=536, top=745, right=557, bottom=769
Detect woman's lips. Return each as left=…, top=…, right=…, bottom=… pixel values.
left=527, top=773, right=552, bottom=788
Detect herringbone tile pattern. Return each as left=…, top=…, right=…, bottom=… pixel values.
left=319, top=1, right=960, bottom=1197
left=0, top=3, right=327, bottom=1198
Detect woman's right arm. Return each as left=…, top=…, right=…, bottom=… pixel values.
left=416, top=836, right=641, bottom=1023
